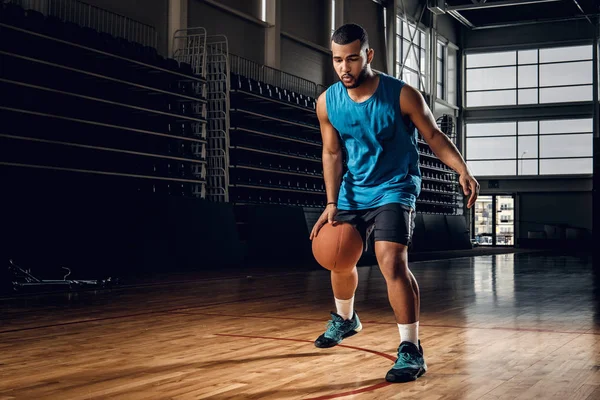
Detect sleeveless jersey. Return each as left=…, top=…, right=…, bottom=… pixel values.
left=325, top=73, right=421, bottom=210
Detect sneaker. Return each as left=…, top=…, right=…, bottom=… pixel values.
left=385, top=340, right=427, bottom=383
left=314, top=311, right=362, bottom=348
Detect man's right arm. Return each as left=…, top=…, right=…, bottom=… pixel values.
left=317, top=92, right=343, bottom=207
left=310, top=92, right=343, bottom=239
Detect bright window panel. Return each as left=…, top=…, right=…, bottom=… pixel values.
left=467, top=122, right=517, bottom=137
left=518, top=89, right=538, bottom=104
left=540, top=118, right=592, bottom=134
left=518, top=50, right=538, bottom=64
left=540, top=158, right=593, bottom=175
left=540, top=85, right=593, bottom=103
left=518, top=65, right=538, bottom=88
left=447, top=47, right=457, bottom=105
left=469, top=160, right=516, bottom=176
left=467, top=90, right=516, bottom=107
left=403, top=69, right=420, bottom=89
left=404, top=42, right=419, bottom=71
left=402, top=21, right=410, bottom=39
left=518, top=136, right=538, bottom=158
left=539, top=45, right=593, bottom=63
left=540, top=134, right=593, bottom=158
left=467, top=137, right=516, bottom=160
left=518, top=121, right=538, bottom=135
left=437, top=59, right=443, bottom=84
left=539, top=61, right=592, bottom=87
left=518, top=159, right=538, bottom=175
left=467, top=67, right=516, bottom=91
left=467, top=51, right=516, bottom=68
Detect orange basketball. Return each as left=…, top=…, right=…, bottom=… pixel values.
left=312, top=222, right=363, bottom=271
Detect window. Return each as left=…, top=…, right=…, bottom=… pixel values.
left=395, top=16, right=428, bottom=92
left=331, top=0, right=335, bottom=35
left=465, top=45, right=593, bottom=107
left=466, top=118, right=593, bottom=176
left=447, top=46, right=457, bottom=105
left=437, top=41, right=445, bottom=100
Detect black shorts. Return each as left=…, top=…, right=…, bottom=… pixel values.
left=334, top=203, right=416, bottom=252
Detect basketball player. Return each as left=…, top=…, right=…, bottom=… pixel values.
left=309, top=23, right=479, bottom=383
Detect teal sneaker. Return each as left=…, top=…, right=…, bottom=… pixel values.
left=385, top=340, right=427, bottom=383
left=314, top=312, right=362, bottom=348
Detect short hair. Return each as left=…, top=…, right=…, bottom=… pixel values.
left=331, top=23, right=369, bottom=50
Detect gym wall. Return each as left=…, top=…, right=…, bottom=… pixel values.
left=462, top=18, right=596, bottom=50
left=188, top=0, right=265, bottom=64
left=80, top=0, right=462, bottom=90
left=344, top=0, right=387, bottom=74
left=520, top=192, right=593, bottom=234
left=280, top=0, right=331, bottom=88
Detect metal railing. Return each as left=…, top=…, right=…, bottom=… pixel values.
left=7, top=0, right=158, bottom=48
left=229, top=54, right=318, bottom=99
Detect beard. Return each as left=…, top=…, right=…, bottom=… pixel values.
left=341, top=66, right=369, bottom=89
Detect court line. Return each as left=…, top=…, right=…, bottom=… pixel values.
left=215, top=333, right=394, bottom=399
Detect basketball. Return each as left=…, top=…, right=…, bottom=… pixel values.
left=312, top=222, right=363, bottom=271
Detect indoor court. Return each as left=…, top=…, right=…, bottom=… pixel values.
left=0, top=0, right=598, bottom=399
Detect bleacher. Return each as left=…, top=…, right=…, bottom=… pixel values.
left=228, top=68, right=324, bottom=209
left=0, top=2, right=208, bottom=198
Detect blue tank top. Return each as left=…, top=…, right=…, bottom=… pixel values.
left=325, top=73, right=421, bottom=210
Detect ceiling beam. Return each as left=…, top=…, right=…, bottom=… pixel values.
left=447, top=9, right=476, bottom=28
left=471, top=13, right=597, bottom=30
left=447, top=0, right=563, bottom=12
left=571, top=0, right=593, bottom=24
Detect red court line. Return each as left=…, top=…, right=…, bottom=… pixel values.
left=215, top=333, right=394, bottom=399
left=188, top=311, right=600, bottom=336
left=306, top=382, right=392, bottom=400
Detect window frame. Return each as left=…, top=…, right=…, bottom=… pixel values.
left=395, top=15, right=429, bottom=93
left=464, top=118, right=594, bottom=177
left=463, top=42, right=594, bottom=109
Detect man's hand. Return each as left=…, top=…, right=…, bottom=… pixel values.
left=310, top=204, right=338, bottom=240
left=459, top=172, right=480, bottom=208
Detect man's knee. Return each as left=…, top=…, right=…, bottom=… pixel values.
left=375, top=241, right=410, bottom=279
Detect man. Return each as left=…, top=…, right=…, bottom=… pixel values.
left=309, top=23, right=479, bottom=383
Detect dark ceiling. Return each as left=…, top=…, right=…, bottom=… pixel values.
left=442, top=0, right=599, bottom=29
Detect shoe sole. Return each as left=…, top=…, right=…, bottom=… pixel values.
left=314, top=322, right=363, bottom=348
left=385, top=366, right=426, bottom=383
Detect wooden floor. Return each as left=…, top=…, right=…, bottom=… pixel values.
left=1, top=251, right=598, bottom=399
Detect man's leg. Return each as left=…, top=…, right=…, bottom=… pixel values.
left=331, top=266, right=358, bottom=320
left=371, top=204, right=426, bottom=382
left=314, top=264, right=363, bottom=348
left=374, top=241, right=418, bottom=326
left=314, top=214, right=364, bottom=348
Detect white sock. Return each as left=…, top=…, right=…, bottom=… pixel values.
left=398, top=321, right=419, bottom=346
left=335, top=296, right=354, bottom=320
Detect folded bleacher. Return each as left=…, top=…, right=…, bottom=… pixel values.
left=0, top=2, right=208, bottom=198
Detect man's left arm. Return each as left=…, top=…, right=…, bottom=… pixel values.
left=400, top=85, right=480, bottom=208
